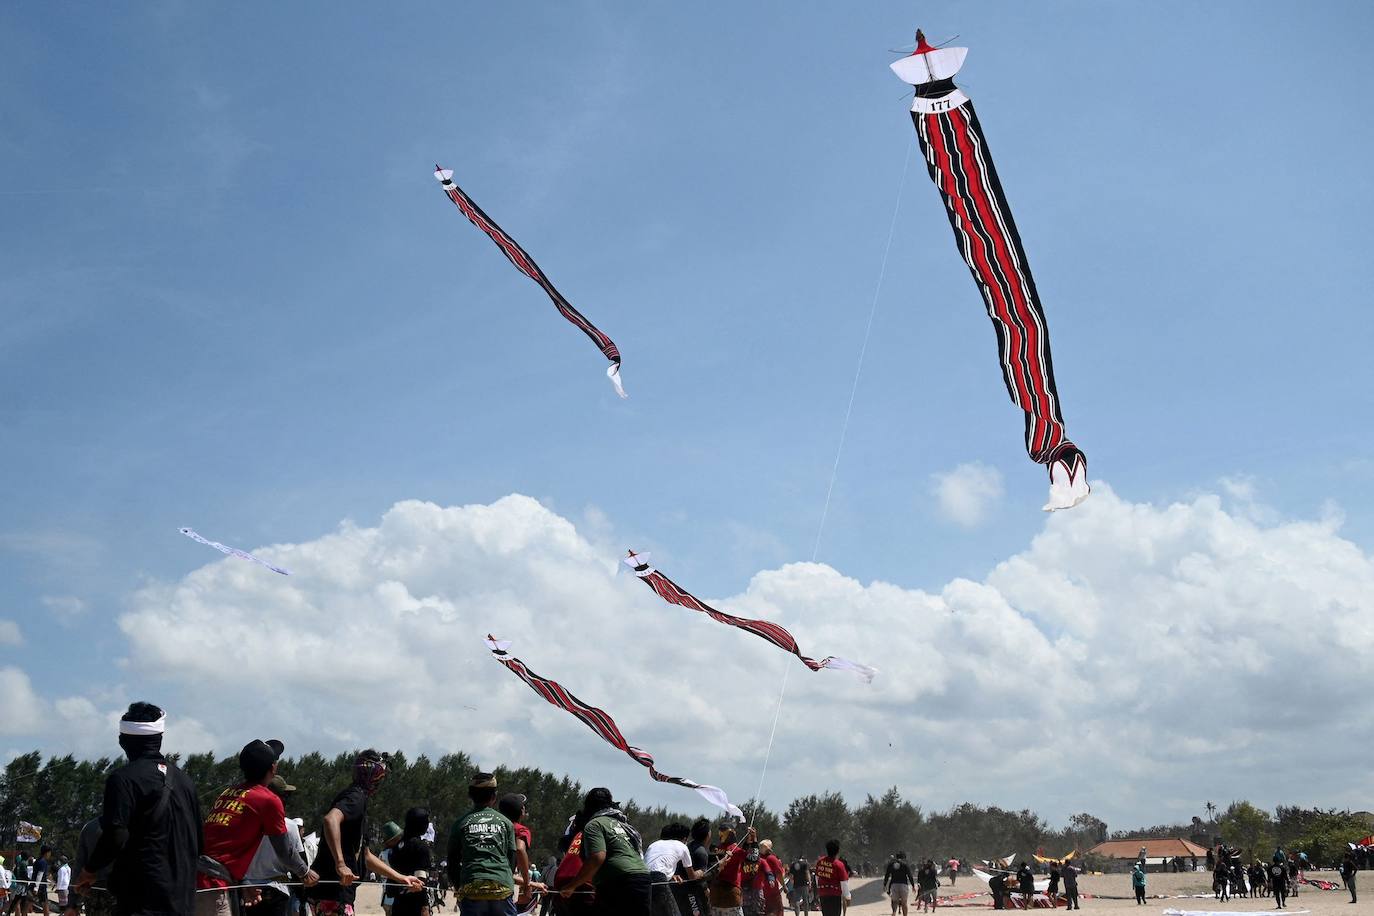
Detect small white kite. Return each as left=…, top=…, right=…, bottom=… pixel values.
left=179, top=528, right=290, bottom=576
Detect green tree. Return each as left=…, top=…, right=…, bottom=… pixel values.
left=1216, top=801, right=1274, bottom=859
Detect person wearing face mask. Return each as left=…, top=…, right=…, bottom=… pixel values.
left=74, top=702, right=203, bottom=916
left=307, top=750, right=422, bottom=916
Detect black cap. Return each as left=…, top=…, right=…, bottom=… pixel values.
left=239, top=739, right=281, bottom=779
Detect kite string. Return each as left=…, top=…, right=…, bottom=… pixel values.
left=745, top=138, right=914, bottom=826
left=811, top=136, right=914, bottom=561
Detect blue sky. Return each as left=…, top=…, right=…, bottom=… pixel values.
left=3, top=2, right=1373, bottom=826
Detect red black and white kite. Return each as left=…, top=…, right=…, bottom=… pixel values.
left=434, top=167, right=626, bottom=398
left=624, top=551, right=876, bottom=682
left=485, top=636, right=742, bottom=817
left=892, top=32, right=1089, bottom=511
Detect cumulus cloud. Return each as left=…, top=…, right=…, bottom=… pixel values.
left=5, top=486, right=1373, bottom=826
left=931, top=462, right=1004, bottom=527
left=0, top=620, right=21, bottom=646
left=0, top=668, right=45, bottom=734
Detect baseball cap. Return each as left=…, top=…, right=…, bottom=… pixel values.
left=239, top=739, right=282, bottom=778
left=470, top=771, right=498, bottom=789
left=268, top=774, right=296, bottom=795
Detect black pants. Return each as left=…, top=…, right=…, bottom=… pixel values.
left=991, top=892, right=1004, bottom=910
left=1135, top=887, right=1146, bottom=904
left=819, top=898, right=843, bottom=916
left=1065, top=889, right=1079, bottom=909
left=648, top=873, right=681, bottom=916
left=1274, top=886, right=1287, bottom=907
left=594, top=873, right=652, bottom=916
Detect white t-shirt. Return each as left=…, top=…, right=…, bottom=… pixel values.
left=57, top=864, right=72, bottom=891
left=644, top=839, right=692, bottom=877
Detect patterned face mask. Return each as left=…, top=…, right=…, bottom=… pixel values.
left=354, top=755, right=388, bottom=796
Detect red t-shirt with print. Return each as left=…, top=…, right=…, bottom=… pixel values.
left=814, top=855, right=849, bottom=897
left=199, top=783, right=286, bottom=887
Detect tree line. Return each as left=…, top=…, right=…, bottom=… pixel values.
left=2, top=750, right=1368, bottom=869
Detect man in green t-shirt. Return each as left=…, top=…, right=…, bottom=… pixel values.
left=446, top=772, right=517, bottom=916
left=559, top=787, right=650, bottom=915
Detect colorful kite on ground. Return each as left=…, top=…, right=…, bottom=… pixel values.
left=434, top=167, right=626, bottom=398
left=891, top=32, right=1089, bottom=511
left=485, top=636, right=742, bottom=817
left=179, top=528, right=290, bottom=576
left=624, top=551, right=877, bottom=683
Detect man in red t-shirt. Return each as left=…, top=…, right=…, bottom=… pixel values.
left=756, top=839, right=787, bottom=915
left=814, top=840, right=850, bottom=916
left=196, top=739, right=317, bottom=916
left=710, top=825, right=757, bottom=913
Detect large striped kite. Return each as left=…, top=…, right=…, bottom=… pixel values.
left=434, top=167, right=626, bottom=398
left=892, top=32, right=1089, bottom=511
left=485, top=636, right=742, bottom=817
left=624, top=551, right=876, bottom=682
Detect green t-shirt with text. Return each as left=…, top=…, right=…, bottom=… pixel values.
left=450, top=806, right=515, bottom=891
left=581, top=815, right=649, bottom=885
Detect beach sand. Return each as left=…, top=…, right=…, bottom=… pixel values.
left=341, top=870, right=1356, bottom=915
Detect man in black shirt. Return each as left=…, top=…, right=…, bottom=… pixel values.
left=988, top=872, right=1007, bottom=910
left=787, top=856, right=812, bottom=916
left=306, top=750, right=421, bottom=916
left=883, top=852, right=914, bottom=916
left=74, top=702, right=203, bottom=916
left=678, top=818, right=711, bottom=916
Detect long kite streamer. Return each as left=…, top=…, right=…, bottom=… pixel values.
left=624, top=551, right=876, bottom=683
left=485, top=636, right=742, bottom=817
left=434, top=166, right=626, bottom=398
left=891, top=32, right=1089, bottom=511
left=178, top=528, right=290, bottom=576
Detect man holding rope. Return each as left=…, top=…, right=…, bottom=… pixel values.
left=75, top=702, right=203, bottom=916
left=307, top=750, right=422, bottom=916
left=197, top=739, right=318, bottom=916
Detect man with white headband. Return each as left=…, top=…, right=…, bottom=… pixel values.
left=75, top=702, right=203, bottom=916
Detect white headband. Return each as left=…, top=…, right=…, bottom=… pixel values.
left=119, top=714, right=166, bottom=736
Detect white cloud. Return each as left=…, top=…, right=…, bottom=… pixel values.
left=931, top=462, right=1005, bottom=527
left=4, top=486, right=1372, bottom=827
left=0, top=668, right=45, bottom=734
left=0, top=620, right=21, bottom=646
left=41, top=595, right=88, bottom=622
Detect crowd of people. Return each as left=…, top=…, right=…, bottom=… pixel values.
left=6, top=704, right=1371, bottom=916
left=0, top=703, right=883, bottom=916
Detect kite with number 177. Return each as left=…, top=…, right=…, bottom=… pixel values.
left=485, top=636, right=742, bottom=817
left=624, top=551, right=877, bottom=683
left=434, top=166, right=626, bottom=398
left=891, top=31, right=1089, bottom=511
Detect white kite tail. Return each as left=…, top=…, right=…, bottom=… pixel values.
left=820, top=656, right=878, bottom=684
left=694, top=784, right=744, bottom=820
left=1043, top=452, right=1090, bottom=512
left=607, top=363, right=627, bottom=398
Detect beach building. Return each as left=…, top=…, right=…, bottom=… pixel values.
left=1087, top=838, right=1210, bottom=872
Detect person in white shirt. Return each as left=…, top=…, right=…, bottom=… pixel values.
left=55, top=858, right=72, bottom=908
left=243, top=775, right=311, bottom=916
left=644, top=823, right=701, bottom=916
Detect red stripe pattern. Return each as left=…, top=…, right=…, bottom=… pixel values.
left=911, top=103, right=1083, bottom=469
left=627, top=553, right=831, bottom=673
left=486, top=638, right=709, bottom=790
left=436, top=168, right=621, bottom=366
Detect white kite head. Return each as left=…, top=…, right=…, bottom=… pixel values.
left=434, top=167, right=455, bottom=185
left=890, top=30, right=967, bottom=85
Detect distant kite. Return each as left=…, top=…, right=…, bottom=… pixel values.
left=486, top=636, right=742, bottom=816
left=179, top=528, right=290, bottom=575
left=624, top=551, right=877, bottom=682
left=892, top=32, right=1089, bottom=511
left=434, top=166, right=626, bottom=398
